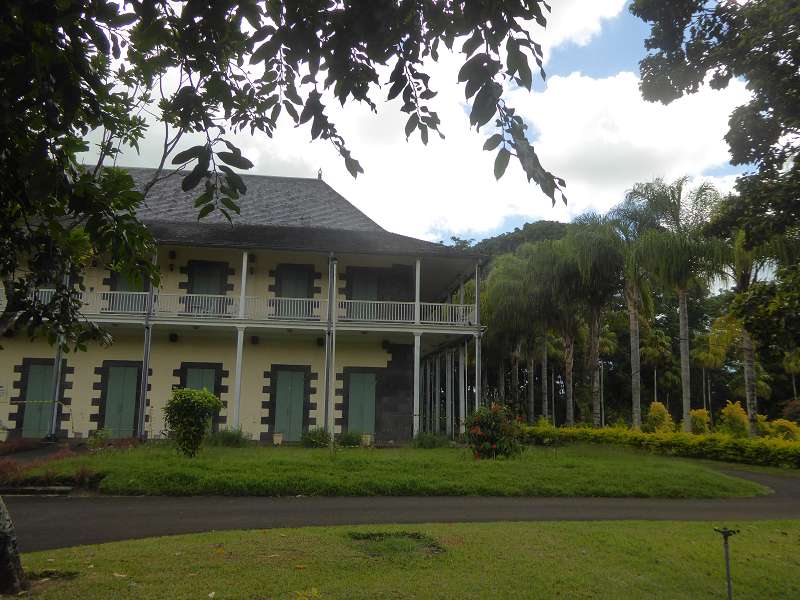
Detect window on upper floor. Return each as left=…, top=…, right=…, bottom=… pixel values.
left=187, top=261, right=228, bottom=295
left=275, top=264, right=313, bottom=299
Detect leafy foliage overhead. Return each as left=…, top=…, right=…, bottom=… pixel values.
left=630, top=0, right=800, bottom=245
left=1, top=0, right=565, bottom=348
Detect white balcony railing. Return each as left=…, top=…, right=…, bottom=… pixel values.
left=338, top=300, right=415, bottom=323
left=15, top=290, right=476, bottom=327
left=246, top=297, right=327, bottom=321
left=421, top=302, right=477, bottom=326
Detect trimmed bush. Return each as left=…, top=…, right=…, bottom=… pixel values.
left=412, top=432, right=450, bottom=449
left=689, top=409, right=711, bottom=435
left=643, top=401, right=674, bottom=433
left=782, top=400, right=800, bottom=424
left=520, top=425, right=800, bottom=468
left=337, top=431, right=362, bottom=448
left=163, top=388, right=223, bottom=457
left=466, top=403, right=522, bottom=459
left=206, top=427, right=252, bottom=447
left=718, top=401, right=749, bottom=438
left=302, top=427, right=331, bottom=448
left=769, top=419, right=800, bottom=441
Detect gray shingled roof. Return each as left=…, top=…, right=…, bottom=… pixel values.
left=122, top=167, right=479, bottom=259
left=129, top=167, right=383, bottom=231
left=144, top=220, right=478, bottom=258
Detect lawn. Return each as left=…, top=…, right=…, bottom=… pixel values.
left=21, top=520, right=800, bottom=599
left=24, top=443, right=768, bottom=498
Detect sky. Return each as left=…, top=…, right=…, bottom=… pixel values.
left=86, top=0, right=750, bottom=243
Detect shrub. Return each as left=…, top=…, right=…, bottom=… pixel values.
left=689, top=409, right=711, bottom=434
left=520, top=425, right=800, bottom=468
left=718, top=401, right=749, bottom=438
left=337, top=431, right=362, bottom=448
left=88, top=428, right=111, bottom=451
left=769, top=419, right=800, bottom=441
left=782, top=400, right=800, bottom=424
left=412, top=432, right=450, bottom=449
left=754, top=414, right=772, bottom=438
left=206, top=427, right=252, bottom=447
left=163, top=388, right=223, bottom=457
left=465, top=403, right=522, bottom=459
left=643, top=401, right=674, bottom=433
left=302, top=427, right=331, bottom=448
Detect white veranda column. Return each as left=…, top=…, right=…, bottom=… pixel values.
left=413, top=332, right=421, bottom=437
left=459, top=342, right=466, bottom=433
left=232, top=326, right=245, bottom=429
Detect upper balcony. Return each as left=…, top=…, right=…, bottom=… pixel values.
left=25, top=289, right=478, bottom=329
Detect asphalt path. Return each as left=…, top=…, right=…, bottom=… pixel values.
left=6, top=468, right=800, bottom=552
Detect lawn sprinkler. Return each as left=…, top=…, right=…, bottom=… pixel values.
left=714, top=527, right=739, bottom=600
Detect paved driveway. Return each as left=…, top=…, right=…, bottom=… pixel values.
left=7, top=468, right=800, bottom=552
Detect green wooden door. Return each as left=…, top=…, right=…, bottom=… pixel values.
left=186, top=367, right=216, bottom=393
left=348, top=372, right=376, bottom=434
left=22, top=363, right=54, bottom=438
left=274, top=370, right=305, bottom=442
left=278, top=267, right=311, bottom=298
left=104, top=365, right=139, bottom=438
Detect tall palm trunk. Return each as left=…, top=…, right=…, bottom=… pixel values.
left=527, top=353, right=535, bottom=423
left=511, top=342, right=520, bottom=411
left=498, top=359, right=506, bottom=401
left=625, top=281, right=642, bottom=429
left=588, top=308, right=602, bottom=427
left=541, top=331, right=549, bottom=420
left=792, top=373, right=797, bottom=402
left=741, top=327, right=758, bottom=434
left=564, top=334, right=574, bottom=426
left=677, top=288, right=691, bottom=432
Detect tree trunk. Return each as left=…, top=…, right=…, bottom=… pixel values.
left=702, top=367, right=707, bottom=411
left=793, top=372, right=797, bottom=402
left=0, top=497, right=27, bottom=595
left=588, top=308, right=602, bottom=427
left=551, top=367, right=556, bottom=425
left=741, top=327, right=758, bottom=435
left=677, top=288, right=691, bottom=432
left=511, top=343, right=520, bottom=411
left=498, top=359, right=506, bottom=401
left=527, top=353, right=535, bottom=423
left=653, top=367, right=657, bottom=404
left=564, top=334, right=574, bottom=426
left=626, top=283, right=642, bottom=429
left=541, top=332, right=549, bottom=420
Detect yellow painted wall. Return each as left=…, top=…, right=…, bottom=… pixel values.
left=0, top=328, right=395, bottom=440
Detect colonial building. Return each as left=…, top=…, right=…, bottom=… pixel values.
left=0, top=169, right=482, bottom=444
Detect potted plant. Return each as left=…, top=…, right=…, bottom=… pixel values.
left=360, top=433, right=374, bottom=447
left=272, top=432, right=283, bottom=446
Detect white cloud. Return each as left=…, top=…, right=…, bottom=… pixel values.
left=86, top=2, right=750, bottom=242
left=534, top=0, right=629, bottom=55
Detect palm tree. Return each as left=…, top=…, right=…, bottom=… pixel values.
left=609, top=196, right=660, bottom=429
left=518, top=242, right=558, bottom=421
left=483, top=254, right=529, bottom=405
left=565, top=214, right=624, bottom=427
left=630, top=177, right=722, bottom=431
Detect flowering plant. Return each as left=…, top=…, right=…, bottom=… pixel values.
left=466, top=403, right=522, bottom=459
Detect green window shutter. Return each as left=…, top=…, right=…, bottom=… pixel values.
left=104, top=366, right=139, bottom=438
left=347, top=372, right=376, bottom=434
left=186, top=367, right=216, bottom=393
left=274, top=369, right=305, bottom=441
left=112, top=273, right=144, bottom=292
left=277, top=266, right=311, bottom=298
left=189, top=262, right=226, bottom=295
left=351, top=272, right=379, bottom=301
left=22, top=363, right=54, bottom=438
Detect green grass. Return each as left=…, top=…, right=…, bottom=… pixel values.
left=22, top=521, right=800, bottom=599
left=25, top=443, right=768, bottom=498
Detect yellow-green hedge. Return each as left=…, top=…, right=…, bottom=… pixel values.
left=521, top=425, right=800, bottom=468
